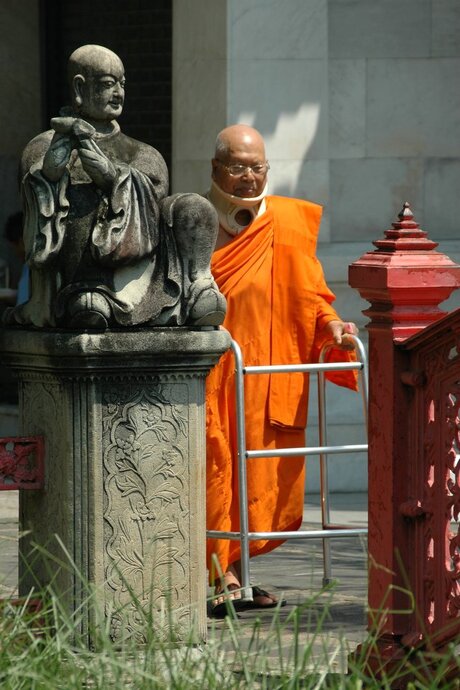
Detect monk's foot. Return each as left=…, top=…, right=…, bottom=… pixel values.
left=210, top=572, right=242, bottom=618
left=238, top=585, right=287, bottom=610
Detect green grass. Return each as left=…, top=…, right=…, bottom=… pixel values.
left=1, top=541, right=459, bottom=689
left=1, top=578, right=460, bottom=690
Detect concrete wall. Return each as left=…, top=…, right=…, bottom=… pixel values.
left=172, top=0, right=460, bottom=491
left=0, top=0, right=41, bottom=287
left=172, top=0, right=228, bottom=194
left=173, top=0, right=460, bottom=246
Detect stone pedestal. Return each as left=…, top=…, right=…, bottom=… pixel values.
left=0, top=327, right=230, bottom=646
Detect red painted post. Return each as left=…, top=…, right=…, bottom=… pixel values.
left=349, top=203, right=460, bottom=677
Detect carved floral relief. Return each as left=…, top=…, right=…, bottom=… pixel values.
left=101, top=382, right=193, bottom=641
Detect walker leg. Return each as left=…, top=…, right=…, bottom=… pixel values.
left=322, top=537, right=332, bottom=586
left=232, top=339, right=253, bottom=601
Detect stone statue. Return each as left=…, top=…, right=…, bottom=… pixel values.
left=5, top=44, right=225, bottom=330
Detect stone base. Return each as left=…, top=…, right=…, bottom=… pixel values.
left=0, top=327, right=230, bottom=646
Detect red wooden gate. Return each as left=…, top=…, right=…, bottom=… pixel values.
left=350, top=203, right=460, bottom=682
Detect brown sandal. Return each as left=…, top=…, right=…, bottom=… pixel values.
left=210, top=573, right=242, bottom=618
left=237, top=585, right=287, bottom=610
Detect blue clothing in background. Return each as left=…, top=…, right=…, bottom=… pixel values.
left=16, top=264, right=29, bottom=305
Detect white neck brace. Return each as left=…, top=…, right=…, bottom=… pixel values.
left=208, top=180, right=267, bottom=235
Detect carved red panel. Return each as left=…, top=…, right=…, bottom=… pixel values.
left=411, top=333, right=460, bottom=642
left=0, top=597, right=45, bottom=634
left=0, top=436, right=44, bottom=490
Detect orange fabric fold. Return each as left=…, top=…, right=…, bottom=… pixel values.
left=206, top=196, right=357, bottom=581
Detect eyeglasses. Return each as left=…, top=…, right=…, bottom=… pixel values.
left=216, top=160, right=270, bottom=177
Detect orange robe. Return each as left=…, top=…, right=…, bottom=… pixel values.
left=206, top=195, right=357, bottom=580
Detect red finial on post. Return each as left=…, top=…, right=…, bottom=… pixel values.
left=349, top=202, right=460, bottom=341
left=373, top=202, right=438, bottom=251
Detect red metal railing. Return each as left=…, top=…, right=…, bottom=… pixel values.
left=350, top=203, right=460, bottom=681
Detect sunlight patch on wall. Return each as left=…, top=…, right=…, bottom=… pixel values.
left=263, top=104, right=320, bottom=159
left=236, top=103, right=321, bottom=195
left=236, top=112, right=256, bottom=127
left=237, top=104, right=320, bottom=159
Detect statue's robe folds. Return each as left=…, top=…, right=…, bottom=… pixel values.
left=206, top=195, right=358, bottom=580
left=15, top=125, right=182, bottom=327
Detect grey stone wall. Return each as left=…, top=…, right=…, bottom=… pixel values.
left=173, top=0, right=460, bottom=253
left=172, top=0, right=460, bottom=492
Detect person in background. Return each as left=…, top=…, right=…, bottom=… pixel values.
left=205, top=124, right=359, bottom=617
left=4, top=212, right=29, bottom=305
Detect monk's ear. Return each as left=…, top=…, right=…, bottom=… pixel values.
left=211, top=158, right=219, bottom=180
left=73, top=74, right=86, bottom=108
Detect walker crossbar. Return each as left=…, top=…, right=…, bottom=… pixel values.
left=246, top=444, right=368, bottom=458
left=207, top=528, right=368, bottom=540
left=244, top=362, right=363, bottom=374
left=206, top=335, right=369, bottom=601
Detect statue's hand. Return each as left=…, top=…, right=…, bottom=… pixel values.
left=51, top=116, right=96, bottom=141
left=78, top=139, right=117, bottom=193
left=42, top=132, right=73, bottom=182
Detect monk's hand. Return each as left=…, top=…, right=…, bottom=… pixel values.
left=78, top=139, right=117, bottom=193
left=42, top=132, right=73, bottom=182
left=325, top=319, right=359, bottom=351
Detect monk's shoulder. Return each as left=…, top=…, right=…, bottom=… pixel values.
left=268, top=195, right=322, bottom=251
left=268, top=195, right=321, bottom=219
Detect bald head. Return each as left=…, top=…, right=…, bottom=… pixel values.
left=212, top=124, right=268, bottom=198
left=68, top=44, right=124, bottom=83
left=67, top=44, right=125, bottom=124
left=214, top=125, right=266, bottom=162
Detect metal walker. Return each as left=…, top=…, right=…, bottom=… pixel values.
left=206, top=335, right=369, bottom=601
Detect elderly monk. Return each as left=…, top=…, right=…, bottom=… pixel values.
left=8, top=44, right=223, bottom=329
left=205, top=124, right=358, bottom=616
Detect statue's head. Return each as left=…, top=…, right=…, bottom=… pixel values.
left=68, top=45, right=125, bottom=123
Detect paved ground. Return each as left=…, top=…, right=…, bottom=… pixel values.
left=0, top=490, right=368, bottom=676
left=0, top=490, right=18, bottom=601
left=207, top=493, right=368, bottom=676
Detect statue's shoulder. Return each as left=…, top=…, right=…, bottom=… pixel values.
left=20, top=130, right=54, bottom=177
left=115, top=132, right=168, bottom=183
left=117, top=132, right=166, bottom=165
